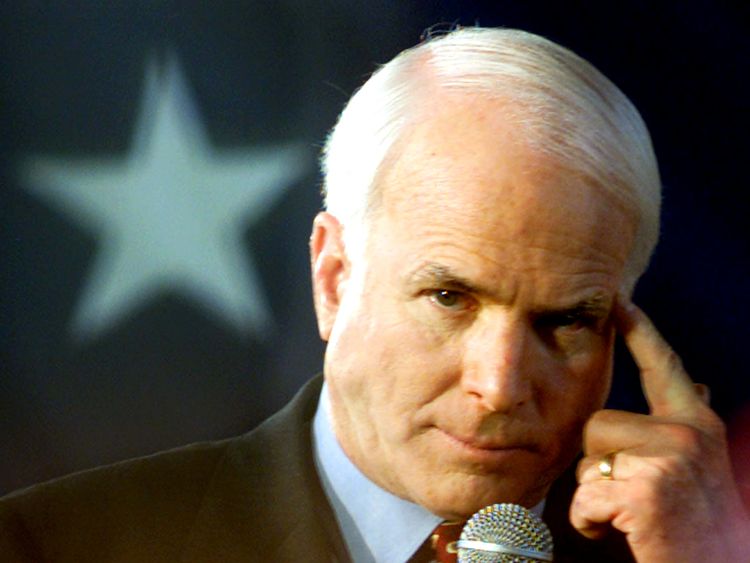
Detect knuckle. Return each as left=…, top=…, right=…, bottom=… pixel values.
left=587, top=409, right=616, bottom=426
left=662, top=349, right=685, bottom=373
left=700, top=408, right=728, bottom=439
left=655, top=454, right=685, bottom=479
left=572, top=482, right=592, bottom=505
left=572, top=480, right=610, bottom=513
left=582, top=409, right=619, bottom=447
left=631, top=463, right=682, bottom=515
left=662, top=423, right=703, bottom=458
left=664, top=422, right=697, bottom=446
left=575, top=458, right=591, bottom=482
left=630, top=478, right=659, bottom=509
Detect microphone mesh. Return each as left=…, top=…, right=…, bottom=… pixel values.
left=457, top=503, right=554, bottom=562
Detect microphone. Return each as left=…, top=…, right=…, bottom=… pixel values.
left=456, top=503, right=554, bottom=562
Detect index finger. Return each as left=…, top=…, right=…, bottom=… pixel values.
left=614, top=297, right=699, bottom=417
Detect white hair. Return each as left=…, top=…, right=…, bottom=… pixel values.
left=321, top=27, right=661, bottom=289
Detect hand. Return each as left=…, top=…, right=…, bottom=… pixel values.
left=570, top=298, right=750, bottom=562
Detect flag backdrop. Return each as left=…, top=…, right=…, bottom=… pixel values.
left=2, top=2, right=747, bottom=494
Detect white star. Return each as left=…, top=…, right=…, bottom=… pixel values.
left=21, top=54, right=310, bottom=340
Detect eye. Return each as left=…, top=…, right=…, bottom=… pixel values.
left=430, top=289, right=472, bottom=310
left=552, top=313, right=583, bottom=329
left=536, top=312, right=587, bottom=332
left=534, top=310, right=607, bottom=337
left=434, top=290, right=459, bottom=307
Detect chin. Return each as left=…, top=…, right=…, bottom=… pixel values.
left=421, top=474, right=545, bottom=520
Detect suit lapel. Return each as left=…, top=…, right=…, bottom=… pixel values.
left=180, top=376, right=350, bottom=562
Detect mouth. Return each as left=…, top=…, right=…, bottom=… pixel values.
left=435, top=427, right=537, bottom=466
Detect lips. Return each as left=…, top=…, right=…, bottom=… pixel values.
left=435, top=427, right=537, bottom=454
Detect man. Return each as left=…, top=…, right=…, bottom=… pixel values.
left=1, top=27, right=747, bottom=562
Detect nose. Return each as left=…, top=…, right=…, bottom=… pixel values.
left=461, top=314, right=532, bottom=413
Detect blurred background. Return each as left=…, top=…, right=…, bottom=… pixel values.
left=1, top=1, right=747, bottom=495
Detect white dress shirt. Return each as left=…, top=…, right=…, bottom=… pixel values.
left=312, top=383, right=441, bottom=562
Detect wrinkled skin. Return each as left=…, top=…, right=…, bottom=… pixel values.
left=571, top=301, right=750, bottom=561
left=310, top=95, right=749, bottom=560
left=311, top=96, right=634, bottom=518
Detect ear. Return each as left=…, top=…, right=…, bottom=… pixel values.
left=309, top=212, right=350, bottom=341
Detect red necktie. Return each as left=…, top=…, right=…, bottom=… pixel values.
left=430, top=520, right=464, bottom=563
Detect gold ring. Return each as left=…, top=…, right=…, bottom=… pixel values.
left=598, top=452, right=616, bottom=480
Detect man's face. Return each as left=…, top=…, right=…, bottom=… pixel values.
left=312, top=97, right=636, bottom=519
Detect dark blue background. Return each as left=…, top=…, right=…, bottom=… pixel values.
left=1, top=1, right=747, bottom=494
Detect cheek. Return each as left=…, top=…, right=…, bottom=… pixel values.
left=555, top=336, right=614, bottom=415
left=535, top=331, right=614, bottom=427
left=565, top=322, right=615, bottom=380
left=326, top=287, right=447, bottom=406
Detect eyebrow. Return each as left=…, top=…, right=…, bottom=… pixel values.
left=406, top=263, right=486, bottom=295
left=407, top=262, right=613, bottom=316
left=538, top=295, right=612, bottom=318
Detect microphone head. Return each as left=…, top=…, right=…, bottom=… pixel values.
left=457, top=503, right=554, bottom=562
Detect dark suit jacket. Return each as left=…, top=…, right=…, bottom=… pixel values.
left=0, top=376, right=634, bottom=562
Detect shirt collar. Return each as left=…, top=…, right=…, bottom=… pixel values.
left=312, top=382, right=441, bottom=562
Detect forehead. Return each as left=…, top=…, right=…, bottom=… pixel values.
left=383, top=97, right=596, bottom=208
left=373, top=96, right=636, bottom=301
